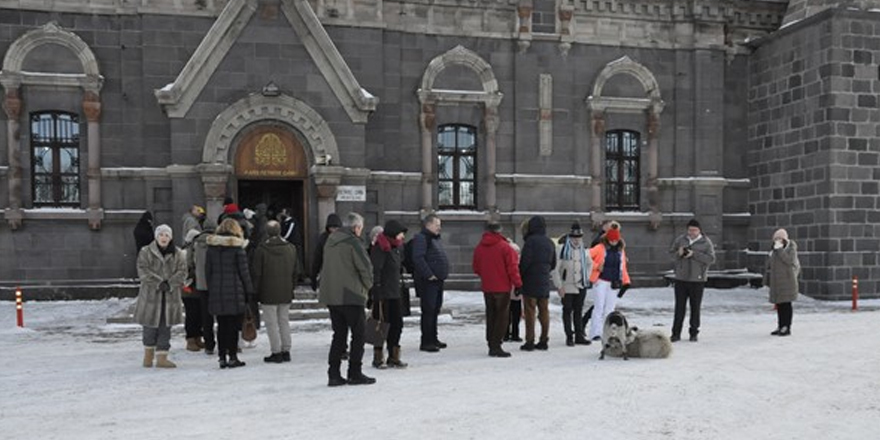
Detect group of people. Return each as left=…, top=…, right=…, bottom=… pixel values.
left=132, top=202, right=801, bottom=384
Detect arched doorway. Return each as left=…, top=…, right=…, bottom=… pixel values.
left=233, top=124, right=310, bottom=274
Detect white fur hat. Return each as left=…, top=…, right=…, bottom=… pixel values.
left=243, top=208, right=255, bottom=220
left=154, top=224, right=173, bottom=240
left=184, top=228, right=200, bottom=244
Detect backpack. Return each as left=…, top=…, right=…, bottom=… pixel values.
left=402, top=233, right=431, bottom=275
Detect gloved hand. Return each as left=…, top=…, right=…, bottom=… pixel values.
left=773, top=240, right=784, bottom=250
left=683, top=248, right=694, bottom=259
left=617, top=284, right=630, bottom=298
left=677, top=246, right=686, bottom=257
left=158, top=280, right=170, bottom=293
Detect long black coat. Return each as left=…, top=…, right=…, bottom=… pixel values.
left=133, top=212, right=154, bottom=253
left=519, top=216, right=557, bottom=298
left=205, top=234, right=254, bottom=316
left=370, top=238, right=404, bottom=300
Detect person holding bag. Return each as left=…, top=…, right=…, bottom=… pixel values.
left=205, top=218, right=254, bottom=369
left=369, top=220, right=409, bottom=369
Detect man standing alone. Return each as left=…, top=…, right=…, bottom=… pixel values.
left=412, top=214, right=449, bottom=352
left=473, top=222, right=523, bottom=358
left=318, top=212, right=375, bottom=386
left=669, top=219, right=716, bottom=342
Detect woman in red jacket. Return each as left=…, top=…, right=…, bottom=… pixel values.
left=473, top=222, right=523, bottom=357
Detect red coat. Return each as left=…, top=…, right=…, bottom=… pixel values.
left=472, top=232, right=523, bottom=293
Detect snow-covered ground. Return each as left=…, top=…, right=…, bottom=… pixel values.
left=2, top=287, right=879, bottom=440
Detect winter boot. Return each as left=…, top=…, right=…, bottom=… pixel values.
left=777, top=326, right=791, bottom=337
left=226, top=353, right=246, bottom=368
left=520, top=341, right=536, bottom=351
left=218, top=352, right=229, bottom=369
left=372, top=346, right=387, bottom=369
left=142, top=346, right=155, bottom=368
left=186, top=338, right=200, bottom=352
left=387, top=346, right=408, bottom=369
left=281, top=351, right=291, bottom=362
left=565, top=335, right=575, bottom=347
left=196, top=337, right=205, bottom=349
left=264, top=353, right=284, bottom=363
left=535, top=338, right=549, bottom=350
left=328, top=364, right=346, bottom=387
left=155, top=351, right=177, bottom=368
left=347, top=365, right=377, bottom=385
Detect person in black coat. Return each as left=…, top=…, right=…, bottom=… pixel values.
left=369, top=219, right=409, bottom=369
left=310, top=213, right=342, bottom=291
left=518, top=215, right=557, bottom=351
left=412, top=214, right=450, bottom=352
left=205, top=218, right=254, bottom=369
left=134, top=211, right=154, bottom=254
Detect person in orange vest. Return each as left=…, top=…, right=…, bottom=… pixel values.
left=587, top=225, right=630, bottom=341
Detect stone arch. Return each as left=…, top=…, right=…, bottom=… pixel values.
left=2, top=21, right=100, bottom=78
left=591, top=56, right=660, bottom=101
left=202, top=93, right=339, bottom=167
left=420, top=45, right=499, bottom=94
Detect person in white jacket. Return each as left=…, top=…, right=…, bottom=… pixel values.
left=552, top=223, right=593, bottom=346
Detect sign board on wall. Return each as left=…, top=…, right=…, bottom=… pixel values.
left=235, top=126, right=307, bottom=179
left=336, top=185, right=366, bottom=202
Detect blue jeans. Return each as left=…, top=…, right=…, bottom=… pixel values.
left=416, top=279, right=444, bottom=346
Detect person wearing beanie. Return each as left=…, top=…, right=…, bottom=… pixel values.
left=134, top=224, right=187, bottom=368
left=473, top=222, right=523, bottom=357
left=668, top=218, right=716, bottom=342
left=552, top=222, right=593, bottom=346
left=587, top=223, right=630, bottom=341
left=369, top=219, right=410, bottom=368
left=765, top=228, right=800, bottom=337
left=311, top=213, right=343, bottom=292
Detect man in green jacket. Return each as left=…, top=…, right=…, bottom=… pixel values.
left=253, top=220, right=299, bottom=364
left=318, top=212, right=375, bottom=386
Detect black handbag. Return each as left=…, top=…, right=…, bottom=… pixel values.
left=364, top=300, right=390, bottom=346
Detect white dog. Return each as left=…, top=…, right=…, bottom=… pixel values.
left=600, top=311, right=673, bottom=360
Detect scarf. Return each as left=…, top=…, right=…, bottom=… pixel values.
left=375, top=232, right=403, bottom=252
left=560, top=238, right=589, bottom=286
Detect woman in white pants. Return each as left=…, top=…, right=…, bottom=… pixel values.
left=588, top=226, right=630, bottom=340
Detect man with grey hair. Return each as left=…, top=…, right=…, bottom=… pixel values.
left=318, top=212, right=375, bottom=386
left=253, top=220, right=299, bottom=363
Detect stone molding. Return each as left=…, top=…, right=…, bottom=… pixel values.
left=155, top=0, right=377, bottom=122
left=201, top=92, right=340, bottom=168
left=495, top=173, right=592, bottom=186
left=418, top=45, right=502, bottom=103
left=587, top=56, right=664, bottom=113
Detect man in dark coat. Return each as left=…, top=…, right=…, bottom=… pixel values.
left=412, top=214, right=450, bottom=352
left=518, top=216, right=557, bottom=351
left=473, top=222, right=523, bottom=358
left=318, top=212, right=375, bottom=386
left=253, top=220, right=299, bottom=363
left=369, top=219, right=409, bottom=369
left=134, top=211, right=154, bottom=254
left=310, top=213, right=342, bottom=291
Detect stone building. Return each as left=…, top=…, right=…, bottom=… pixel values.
left=0, top=0, right=873, bottom=299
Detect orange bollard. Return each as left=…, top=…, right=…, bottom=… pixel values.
left=852, top=276, right=859, bottom=312
left=15, top=287, right=24, bottom=327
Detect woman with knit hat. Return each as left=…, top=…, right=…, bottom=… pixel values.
left=134, top=224, right=187, bottom=368
left=369, top=219, right=410, bottom=368
left=765, top=229, right=800, bottom=336
left=587, top=223, right=630, bottom=341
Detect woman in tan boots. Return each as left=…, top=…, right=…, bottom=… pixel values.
left=135, top=224, right=187, bottom=368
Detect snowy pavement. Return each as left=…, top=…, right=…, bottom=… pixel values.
left=2, top=287, right=879, bottom=440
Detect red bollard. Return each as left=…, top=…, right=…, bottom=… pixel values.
left=852, top=276, right=859, bottom=312
left=15, top=287, right=24, bottom=327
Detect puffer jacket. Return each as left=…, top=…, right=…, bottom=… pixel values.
left=518, top=216, right=557, bottom=298
left=412, top=228, right=449, bottom=282
left=669, top=233, right=716, bottom=283
left=589, top=238, right=631, bottom=285
left=253, top=236, right=299, bottom=305
left=205, top=234, right=253, bottom=316
left=765, top=240, right=800, bottom=304
left=473, top=231, right=523, bottom=293
left=318, top=228, right=373, bottom=306
left=134, top=241, right=187, bottom=327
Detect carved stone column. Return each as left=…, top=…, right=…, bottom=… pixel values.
left=419, top=102, right=436, bottom=213
left=646, top=106, right=662, bottom=229
left=312, top=165, right=344, bottom=231
left=589, top=109, right=605, bottom=227
left=558, top=5, right=574, bottom=56
left=197, top=163, right=232, bottom=225
left=83, top=91, right=103, bottom=230
left=483, top=105, right=499, bottom=214
left=517, top=2, right=533, bottom=52
left=3, top=85, right=23, bottom=230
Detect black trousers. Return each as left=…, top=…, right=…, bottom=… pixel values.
left=672, top=281, right=705, bottom=337
left=484, top=293, right=510, bottom=350
left=198, top=292, right=215, bottom=350
left=776, top=302, right=793, bottom=329
left=371, top=298, right=404, bottom=348
left=508, top=298, right=522, bottom=339
left=216, top=314, right=242, bottom=359
left=328, top=305, right=365, bottom=373
left=415, top=279, right=444, bottom=346
left=562, top=288, right=587, bottom=338
left=182, top=296, right=202, bottom=338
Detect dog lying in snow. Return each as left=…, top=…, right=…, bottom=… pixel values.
left=600, top=311, right=673, bottom=360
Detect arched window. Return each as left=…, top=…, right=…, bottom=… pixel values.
left=437, top=124, right=477, bottom=209
left=605, top=129, right=640, bottom=211
left=31, top=112, right=81, bottom=206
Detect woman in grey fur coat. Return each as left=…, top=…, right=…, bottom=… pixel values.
left=765, top=229, right=800, bottom=336
left=135, top=224, right=187, bottom=368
